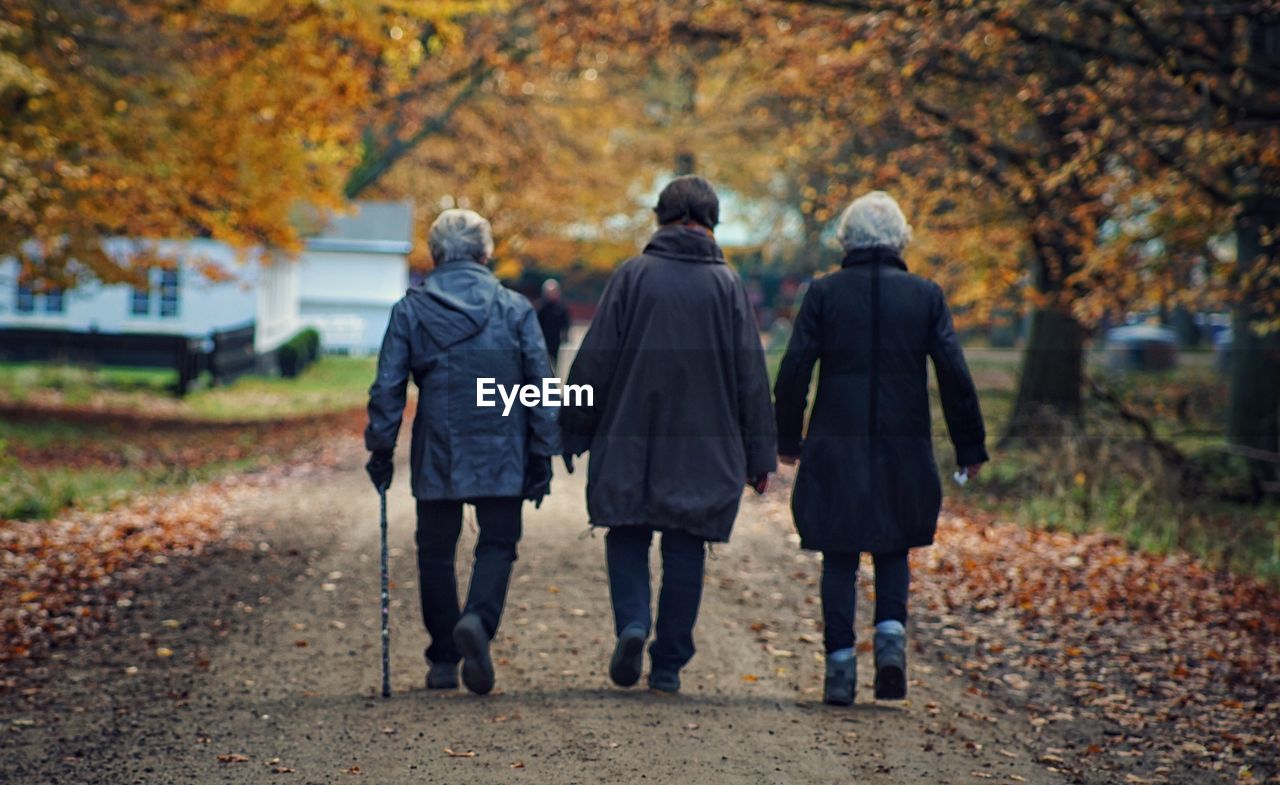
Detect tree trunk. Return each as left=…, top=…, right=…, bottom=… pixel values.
left=1003, top=306, right=1085, bottom=442
left=1226, top=195, right=1280, bottom=489
left=1003, top=233, right=1086, bottom=442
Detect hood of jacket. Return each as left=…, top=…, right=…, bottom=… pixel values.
left=643, top=224, right=726, bottom=265
left=410, top=260, right=502, bottom=348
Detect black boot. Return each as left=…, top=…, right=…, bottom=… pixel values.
left=874, top=628, right=907, bottom=700
left=823, top=651, right=855, bottom=706
left=609, top=625, right=647, bottom=688
left=453, top=614, right=495, bottom=695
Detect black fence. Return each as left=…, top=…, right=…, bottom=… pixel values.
left=209, top=324, right=256, bottom=386
left=0, top=322, right=260, bottom=396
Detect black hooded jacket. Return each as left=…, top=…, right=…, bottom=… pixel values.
left=365, top=260, right=560, bottom=500
left=560, top=225, right=777, bottom=542
left=773, top=246, right=987, bottom=553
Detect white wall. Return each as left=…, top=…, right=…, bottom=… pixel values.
left=255, top=254, right=301, bottom=353
left=298, top=249, right=407, bottom=354
left=0, top=239, right=295, bottom=350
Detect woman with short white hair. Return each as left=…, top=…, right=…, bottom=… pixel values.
left=774, top=191, right=989, bottom=706
left=366, top=208, right=560, bottom=696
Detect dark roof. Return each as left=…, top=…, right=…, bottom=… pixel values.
left=305, top=201, right=415, bottom=255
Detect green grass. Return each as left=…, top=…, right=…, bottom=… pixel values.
left=182, top=356, right=376, bottom=421
left=0, top=449, right=264, bottom=521
left=0, top=362, right=174, bottom=403
left=952, top=352, right=1277, bottom=583
left=0, top=356, right=376, bottom=421
left=0, top=356, right=377, bottom=520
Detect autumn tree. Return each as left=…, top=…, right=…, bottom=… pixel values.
left=0, top=0, right=493, bottom=285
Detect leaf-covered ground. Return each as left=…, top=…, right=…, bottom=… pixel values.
left=0, top=408, right=362, bottom=660
left=910, top=507, right=1279, bottom=783
left=0, top=431, right=1276, bottom=783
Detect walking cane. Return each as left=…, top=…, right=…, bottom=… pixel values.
left=379, top=488, right=391, bottom=698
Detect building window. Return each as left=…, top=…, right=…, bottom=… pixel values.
left=15, top=285, right=36, bottom=314
left=43, top=287, right=65, bottom=314
left=158, top=268, right=179, bottom=317
left=131, top=285, right=151, bottom=316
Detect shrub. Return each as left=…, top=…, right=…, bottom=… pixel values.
left=277, top=328, right=322, bottom=378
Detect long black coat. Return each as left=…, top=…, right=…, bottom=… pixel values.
left=561, top=225, right=777, bottom=542
left=365, top=260, right=560, bottom=500
left=773, top=247, right=987, bottom=554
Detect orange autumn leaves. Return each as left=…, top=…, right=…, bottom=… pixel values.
left=0, top=0, right=487, bottom=286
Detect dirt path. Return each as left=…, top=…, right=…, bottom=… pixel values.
left=0, top=446, right=1076, bottom=785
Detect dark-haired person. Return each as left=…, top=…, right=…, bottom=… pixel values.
left=773, top=191, right=988, bottom=706
left=365, top=209, right=560, bottom=696
left=561, top=175, right=776, bottom=693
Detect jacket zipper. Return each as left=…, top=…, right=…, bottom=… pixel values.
left=869, top=260, right=881, bottom=524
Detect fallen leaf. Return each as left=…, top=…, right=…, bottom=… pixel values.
left=218, top=753, right=250, bottom=763
left=510, top=761, right=525, bottom=769
left=444, top=748, right=477, bottom=758
left=155, top=647, right=174, bottom=658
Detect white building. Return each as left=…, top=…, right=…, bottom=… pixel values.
left=0, top=238, right=300, bottom=355
left=0, top=200, right=414, bottom=359
left=298, top=201, right=413, bottom=354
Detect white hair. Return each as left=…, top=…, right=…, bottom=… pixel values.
left=428, top=208, right=494, bottom=264
left=836, top=191, right=913, bottom=252
left=541, top=278, right=560, bottom=296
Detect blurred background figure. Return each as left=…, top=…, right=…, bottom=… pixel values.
left=537, top=279, right=571, bottom=373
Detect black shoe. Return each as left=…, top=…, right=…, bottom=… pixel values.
left=453, top=614, right=495, bottom=696
left=609, top=626, right=647, bottom=688
left=824, top=653, right=855, bottom=706
left=874, top=629, right=907, bottom=700
left=426, top=662, right=458, bottom=690
left=648, top=668, right=680, bottom=694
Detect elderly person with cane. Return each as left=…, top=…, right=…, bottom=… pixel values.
left=365, top=209, right=560, bottom=696
left=773, top=191, right=988, bottom=706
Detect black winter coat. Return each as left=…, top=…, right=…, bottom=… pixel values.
left=773, top=247, right=987, bottom=554
left=365, top=260, right=560, bottom=500
left=560, top=225, right=777, bottom=542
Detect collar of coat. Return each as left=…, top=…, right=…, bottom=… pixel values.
left=841, top=246, right=908, bottom=271
left=643, top=224, right=726, bottom=265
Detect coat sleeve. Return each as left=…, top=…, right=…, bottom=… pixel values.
left=559, top=263, right=628, bottom=456
left=773, top=281, right=823, bottom=457
left=927, top=284, right=989, bottom=467
left=519, top=305, right=562, bottom=457
left=364, top=300, right=412, bottom=455
left=735, top=280, right=778, bottom=477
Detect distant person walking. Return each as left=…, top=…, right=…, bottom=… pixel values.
left=537, top=278, right=571, bottom=373
left=561, top=175, right=776, bottom=693
left=773, top=191, right=988, bottom=706
left=365, top=209, right=559, bottom=696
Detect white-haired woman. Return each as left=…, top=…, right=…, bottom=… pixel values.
left=365, top=209, right=560, bottom=695
left=773, top=191, right=988, bottom=705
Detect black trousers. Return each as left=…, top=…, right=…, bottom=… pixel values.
left=415, top=497, right=522, bottom=665
left=820, top=550, right=909, bottom=653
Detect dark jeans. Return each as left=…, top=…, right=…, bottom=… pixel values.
left=605, top=526, right=706, bottom=674
left=821, top=550, right=909, bottom=653
left=415, top=497, right=522, bottom=665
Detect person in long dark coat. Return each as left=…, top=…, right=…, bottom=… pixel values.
left=561, top=175, right=776, bottom=693
left=536, top=278, right=571, bottom=372
left=773, top=191, right=988, bottom=706
left=365, top=208, right=560, bottom=696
